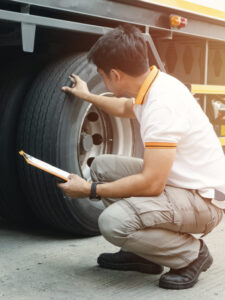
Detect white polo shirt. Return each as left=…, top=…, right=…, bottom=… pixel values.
left=133, top=66, right=225, bottom=200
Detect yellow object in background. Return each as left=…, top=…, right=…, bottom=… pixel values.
left=221, top=126, right=225, bottom=137
left=219, top=138, right=225, bottom=146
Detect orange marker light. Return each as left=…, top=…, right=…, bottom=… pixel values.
left=170, top=15, right=187, bottom=28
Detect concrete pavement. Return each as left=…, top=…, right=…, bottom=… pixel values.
left=0, top=217, right=225, bottom=300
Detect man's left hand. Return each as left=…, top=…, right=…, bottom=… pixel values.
left=57, top=174, right=91, bottom=198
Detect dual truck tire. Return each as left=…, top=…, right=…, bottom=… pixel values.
left=0, top=53, right=142, bottom=235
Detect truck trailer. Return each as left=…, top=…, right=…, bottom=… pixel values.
left=0, top=0, right=224, bottom=235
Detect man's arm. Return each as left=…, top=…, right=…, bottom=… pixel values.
left=57, top=148, right=176, bottom=199
left=96, top=148, right=176, bottom=198
left=62, top=74, right=135, bottom=119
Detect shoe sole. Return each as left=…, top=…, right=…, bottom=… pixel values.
left=159, top=253, right=213, bottom=289
left=98, top=259, right=163, bottom=274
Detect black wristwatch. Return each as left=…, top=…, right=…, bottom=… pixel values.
left=89, top=182, right=101, bottom=200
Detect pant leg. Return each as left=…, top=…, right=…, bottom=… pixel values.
left=98, top=186, right=223, bottom=269
left=90, top=154, right=143, bottom=207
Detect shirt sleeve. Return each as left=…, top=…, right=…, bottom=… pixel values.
left=141, top=105, right=189, bottom=149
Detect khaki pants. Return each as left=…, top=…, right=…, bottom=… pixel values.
left=90, top=154, right=223, bottom=269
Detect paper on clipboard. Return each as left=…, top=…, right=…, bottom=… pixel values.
left=19, top=150, right=70, bottom=182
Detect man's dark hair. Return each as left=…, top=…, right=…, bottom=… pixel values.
left=88, top=24, right=149, bottom=76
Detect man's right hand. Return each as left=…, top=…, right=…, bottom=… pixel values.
left=62, top=74, right=91, bottom=100
left=62, top=73, right=136, bottom=119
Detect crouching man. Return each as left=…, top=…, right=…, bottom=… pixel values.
left=58, top=24, right=225, bottom=289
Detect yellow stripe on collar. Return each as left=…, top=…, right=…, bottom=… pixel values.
left=135, top=66, right=159, bottom=105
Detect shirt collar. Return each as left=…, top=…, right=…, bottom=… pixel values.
left=135, top=66, right=159, bottom=105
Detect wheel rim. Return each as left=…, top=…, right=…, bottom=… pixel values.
left=78, top=93, right=134, bottom=181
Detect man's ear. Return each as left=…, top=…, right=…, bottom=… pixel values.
left=110, top=69, right=121, bottom=81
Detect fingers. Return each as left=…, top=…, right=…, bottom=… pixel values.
left=61, top=86, right=72, bottom=93
left=69, top=75, right=75, bottom=83
left=71, top=74, right=79, bottom=80
left=69, top=174, right=78, bottom=180
left=69, top=76, right=76, bottom=87
left=56, top=174, right=75, bottom=188
left=57, top=181, right=68, bottom=189
left=69, top=74, right=80, bottom=84
left=57, top=174, right=71, bottom=187
left=61, top=74, right=80, bottom=93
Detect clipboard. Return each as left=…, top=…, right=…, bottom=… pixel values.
left=19, top=150, right=70, bottom=182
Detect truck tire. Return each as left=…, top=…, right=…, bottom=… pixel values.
left=17, top=53, right=142, bottom=235
left=0, top=56, right=45, bottom=223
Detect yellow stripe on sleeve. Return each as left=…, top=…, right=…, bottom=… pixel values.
left=145, top=142, right=177, bottom=149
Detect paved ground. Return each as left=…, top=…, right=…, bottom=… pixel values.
left=0, top=217, right=225, bottom=300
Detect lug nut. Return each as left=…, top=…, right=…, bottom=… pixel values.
left=87, top=112, right=99, bottom=122
left=92, top=133, right=103, bottom=145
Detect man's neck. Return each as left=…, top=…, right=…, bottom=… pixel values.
left=126, top=69, right=151, bottom=98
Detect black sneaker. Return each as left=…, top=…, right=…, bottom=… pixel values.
left=97, top=250, right=163, bottom=274
left=159, top=240, right=213, bottom=289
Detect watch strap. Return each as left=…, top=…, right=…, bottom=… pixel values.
left=90, top=182, right=101, bottom=200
